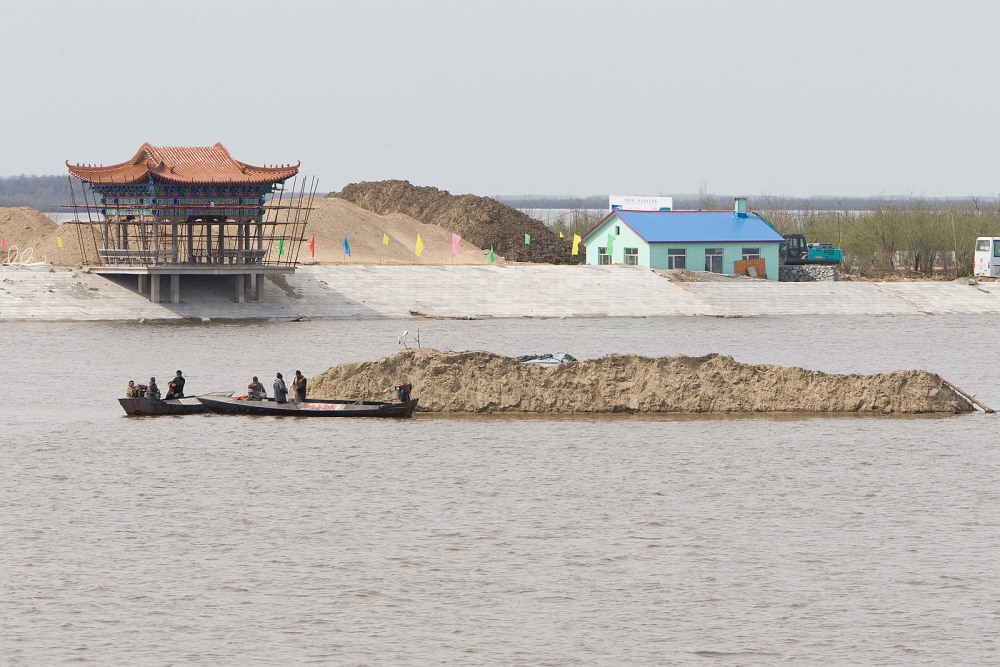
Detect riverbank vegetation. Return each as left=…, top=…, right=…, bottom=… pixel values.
left=761, top=198, right=1000, bottom=279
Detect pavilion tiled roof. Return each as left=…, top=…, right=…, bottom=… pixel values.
left=67, top=142, right=299, bottom=185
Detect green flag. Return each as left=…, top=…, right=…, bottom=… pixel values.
left=489, top=246, right=495, bottom=263
left=607, top=233, right=614, bottom=256
left=279, top=236, right=285, bottom=256
left=524, top=233, right=531, bottom=245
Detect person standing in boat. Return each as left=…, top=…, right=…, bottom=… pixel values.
left=165, top=370, right=186, bottom=400
left=247, top=376, right=267, bottom=401
left=292, top=370, right=307, bottom=403
left=147, top=377, right=161, bottom=400
left=273, top=372, right=288, bottom=404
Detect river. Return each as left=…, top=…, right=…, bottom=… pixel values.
left=2, top=315, right=998, bottom=665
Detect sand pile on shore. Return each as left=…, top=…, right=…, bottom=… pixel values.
left=0, top=207, right=88, bottom=266
left=310, top=349, right=974, bottom=414
left=331, top=180, right=582, bottom=264
left=298, top=197, right=493, bottom=265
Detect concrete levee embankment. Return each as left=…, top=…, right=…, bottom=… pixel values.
left=2, top=264, right=1000, bottom=321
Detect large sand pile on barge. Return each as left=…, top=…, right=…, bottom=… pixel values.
left=310, top=349, right=975, bottom=414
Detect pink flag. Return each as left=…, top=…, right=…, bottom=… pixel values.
left=1, top=238, right=5, bottom=250
left=451, top=233, right=461, bottom=255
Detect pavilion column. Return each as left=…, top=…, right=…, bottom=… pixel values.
left=255, top=274, right=265, bottom=301
left=138, top=274, right=147, bottom=295
left=236, top=274, right=246, bottom=303
left=150, top=274, right=160, bottom=303
left=171, top=274, right=180, bottom=304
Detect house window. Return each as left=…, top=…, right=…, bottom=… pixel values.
left=624, top=248, right=638, bottom=265
left=614, top=226, right=620, bottom=235
left=667, top=248, right=686, bottom=269
left=742, top=247, right=760, bottom=260
left=598, top=247, right=611, bottom=265
left=705, top=248, right=723, bottom=273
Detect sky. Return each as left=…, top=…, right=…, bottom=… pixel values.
left=2, top=0, right=999, bottom=198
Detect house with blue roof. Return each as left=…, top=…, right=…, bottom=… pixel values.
left=582, top=198, right=785, bottom=280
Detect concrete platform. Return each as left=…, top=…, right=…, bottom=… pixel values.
left=2, top=264, right=1000, bottom=321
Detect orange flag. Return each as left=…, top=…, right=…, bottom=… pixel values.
left=309, top=234, right=315, bottom=257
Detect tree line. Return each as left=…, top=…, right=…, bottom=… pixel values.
left=0, top=175, right=69, bottom=210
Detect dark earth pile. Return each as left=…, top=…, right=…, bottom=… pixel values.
left=330, top=180, right=583, bottom=264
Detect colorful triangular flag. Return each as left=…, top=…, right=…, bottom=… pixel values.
left=489, top=246, right=495, bottom=263
left=343, top=235, right=351, bottom=257
left=572, top=234, right=581, bottom=256
left=524, top=233, right=531, bottom=245
left=279, top=236, right=285, bottom=256
left=383, top=233, right=390, bottom=246
left=57, top=236, right=63, bottom=249
left=607, top=233, right=614, bottom=256
left=451, top=233, right=461, bottom=255
left=415, top=234, right=424, bottom=257
left=559, top=231, right=565, bottom=238
left=309, top=234, right=315, bottom=257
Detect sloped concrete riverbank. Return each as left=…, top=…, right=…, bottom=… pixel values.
left=2, top=264, right=1000, bottom=321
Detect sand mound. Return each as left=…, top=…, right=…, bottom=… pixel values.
left=298, top=197, right=493, bottom=265
left=331, top=180, right=583, bottom=264
left=309, top=349, right=974, bottom=414
left=0, top=207, right=89, bottom=266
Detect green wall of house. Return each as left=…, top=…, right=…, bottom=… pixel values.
left=585, top=216, right=782, bottom=280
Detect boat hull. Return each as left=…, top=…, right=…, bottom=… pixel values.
left=119, top=396, right=209, bottom=416
left=198, top=395, right=419, bottom=418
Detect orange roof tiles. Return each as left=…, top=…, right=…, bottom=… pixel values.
left=67, top=142, right=299, bottom=185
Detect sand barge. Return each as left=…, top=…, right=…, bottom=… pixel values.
left=309, top=349, right=977, bottom=414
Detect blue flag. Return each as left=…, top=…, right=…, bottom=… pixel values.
left=343, top=235, right=351, bottom=257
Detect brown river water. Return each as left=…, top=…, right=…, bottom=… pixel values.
left=2, top=316, right=999, bottom=665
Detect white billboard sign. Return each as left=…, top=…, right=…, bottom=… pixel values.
left=609, top=194, right=673, bottom=211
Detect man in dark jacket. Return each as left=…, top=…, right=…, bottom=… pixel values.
left=165, top=370, right=186, bottom=400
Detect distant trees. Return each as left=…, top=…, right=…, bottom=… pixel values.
left=760, top=197, right=1000, bottom=279
left=0, top=175, right=69, bottom=210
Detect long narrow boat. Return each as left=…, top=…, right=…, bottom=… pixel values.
left=198, top=395, right=419, bottom=418
left=118, top=395, right=210, bottom=416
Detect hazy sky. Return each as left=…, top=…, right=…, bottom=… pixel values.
left=2, top=0, right=998, bottom=197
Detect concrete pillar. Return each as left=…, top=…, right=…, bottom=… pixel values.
left=255, top=273, right=264, bottom=301
left=236, top=274, right=246, bottom=303
left=171, top=274, right=180, bottom=304
left=150, top=274, right=160, bottom=303
left=138, top=274, right=147, bottom=295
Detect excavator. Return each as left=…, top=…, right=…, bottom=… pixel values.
left=780, top=233, right=843, bottom=265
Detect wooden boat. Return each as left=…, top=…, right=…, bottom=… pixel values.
left=198, top=394, right=419, bottom=418
left=118, top=395, right=209, bottom=416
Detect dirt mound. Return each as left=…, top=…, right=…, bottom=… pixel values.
left=298, top=197, right=493, bottom=265
left=330, top=180, right=583, bottom=264
left=0, top=207, right=88, bottom=266
left=310, top=348, right=974, bottom=414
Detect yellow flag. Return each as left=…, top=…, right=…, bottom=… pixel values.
left=57, top=236, right=63, bottom=248
left=415, top=234, right=424, bottom=257
left=572, top=234, right=581, bottom=256
left=383, top=233, right=389, bottom=246
left=559, top=232, right=565, bottom=238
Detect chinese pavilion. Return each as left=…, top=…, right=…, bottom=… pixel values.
left=65, top=142, right=316, bottom=303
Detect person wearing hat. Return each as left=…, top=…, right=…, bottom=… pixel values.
left=147, top=377, right=161, bottom=400
left=273, top=372, right=288, bottom=404
left=247, top=376, right=267, bottom=401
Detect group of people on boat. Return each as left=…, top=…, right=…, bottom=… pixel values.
left=124, top=369, right=307, bottom=403
left=125, top=371, right=185, bottom=401
left=248, top=371, right=306, bottom=403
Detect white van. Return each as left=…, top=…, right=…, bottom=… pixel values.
left=974, top=237, right=1000, bottom=277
